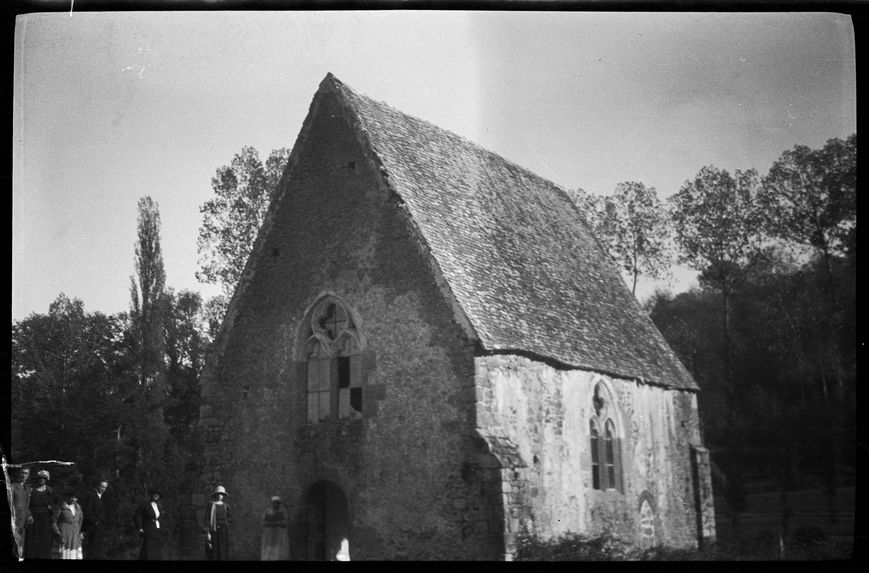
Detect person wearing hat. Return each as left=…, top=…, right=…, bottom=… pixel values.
left=260, top=495, right=290, bottom=560
left=53, top=489, right=84, bottom=559
left=25, top=470, right=57, bottom=559
left=132, top=488, right=167, bottom=560
left=203, top=485, right=231, bottom=560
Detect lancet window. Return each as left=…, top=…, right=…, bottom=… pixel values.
left=301, top=297, right=365, bottom=424
left=589, top=381, right=622, bottom=492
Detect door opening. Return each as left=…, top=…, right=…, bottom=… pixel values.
left=303, top=480, right=350, bottom=560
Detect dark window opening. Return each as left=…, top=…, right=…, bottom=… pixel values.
left=590, top=422, right=600, bottom=490
left=605, top=420, right=616, bottom=488
left=350, top=387, right=362, bottom=413
left=338, top=356, right=350, bottom=389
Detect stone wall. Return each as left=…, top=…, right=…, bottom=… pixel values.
left=196, top=92, right=501, bottom=560
left=475, top=353, right=712, bottom=552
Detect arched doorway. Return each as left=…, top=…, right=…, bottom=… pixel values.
left=303, top=481, right=350, bottom=560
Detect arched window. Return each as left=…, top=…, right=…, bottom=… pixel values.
left=590, top=419, right=601, bottom=490
left=589, top=382, right=622, bottom=492
left=300, top=297, right=366, bottom=424
left=638, top=496, right=656, bottom=549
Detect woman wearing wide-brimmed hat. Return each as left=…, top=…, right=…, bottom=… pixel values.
left=25, top=470, right=57, bottom=559
left=132, top=488, right=167, bottom=560
left=204, top=485, right=230, bottom=560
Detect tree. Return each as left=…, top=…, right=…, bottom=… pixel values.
left=669, top=166, right=763, bottom=428
left=758, top=135, right=856, bottom=274
left=11, top=294, right=130, bottom=478
left=758, top=136, right=856, bottom=499
left=196, top=146, right=291, bottom=309
left=163, top=289, right=210, bottom=442
left=130, top=196, right=167, bottom=388
left=594, top=182, right=671, bottom=295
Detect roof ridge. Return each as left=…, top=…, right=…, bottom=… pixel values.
left=313, top=74, right=696, bottom=391
left=324, top=74, right=578, bottom=202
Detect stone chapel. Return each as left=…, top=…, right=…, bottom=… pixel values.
left=195, top=73, right=716, bottom=560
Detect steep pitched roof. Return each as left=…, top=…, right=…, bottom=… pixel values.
left=315, top=75, right=697, bottom=391
left=200, top=73, right=693, bottom=393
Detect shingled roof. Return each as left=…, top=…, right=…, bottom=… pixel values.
left=315, top=75, right=697, bottom=391
left=267, top=74, right=695, bottom=391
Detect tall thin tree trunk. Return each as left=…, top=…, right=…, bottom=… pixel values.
left=723, top=286, right=735, bottom=429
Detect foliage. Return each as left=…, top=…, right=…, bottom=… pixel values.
left=670, top=166, right=763, bottom=294
left=515, top=532, right=634, bottom=561
left=12, top=197, right=215, bottom=560
left=758, top=135, right=856, bottom=261
left=516, top=531, right=850, bottom=561
left=571, top=184, right=671, bottom=295
left=196, top=146, right=291, bottom=306
left=649, top=247, right=856, bottom=532
left=668, top=165, right=764, bottom=428
left=597, top=182, right=672, bottom=294
left=162, top=289, right=209, bottom=444
left=11, top=294, right=132, bottom=482
left=129, top=196, right=167, bottom=387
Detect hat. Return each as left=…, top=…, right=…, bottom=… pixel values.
left=37, top=470, right=50, bottom=480
left=212, top=485, right=228, bottom=497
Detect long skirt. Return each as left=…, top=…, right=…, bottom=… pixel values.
left=139, top=531, right=165, bottom=560
left=24, top=511, right=54, bottom=559
left=208, top=524, right=229, bottom=560
left=261, top=526, right=290, bottom=560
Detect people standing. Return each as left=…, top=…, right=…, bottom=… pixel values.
left=132, top=488, right=166, bottom=560
left=204, top=485, right=230, bottom=560
left=81, top=480, right=108, bottom=559
left=24, top=470, right=57, bottom=559
left=11, top=467, right=31, bottom=558
left=53, top=490, right=84, bottom=560
left=260, top=496, right=290, bottom=560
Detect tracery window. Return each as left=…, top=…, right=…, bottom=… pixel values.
left=589, top=382, right=622, bottom=492
left=301, top=297, right=365, bottom=424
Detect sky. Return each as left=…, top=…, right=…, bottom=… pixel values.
left=12, top=11, right=857, bottom=321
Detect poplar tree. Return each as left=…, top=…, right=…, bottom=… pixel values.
left=130, top=196, right=167, bottom=388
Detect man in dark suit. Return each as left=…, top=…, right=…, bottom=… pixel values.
left=82, top=480, right=108, bottom=559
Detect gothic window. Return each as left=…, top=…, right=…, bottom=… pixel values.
left=590, top=420, right=601, bottom=490
left=589, top=382, right=622, bottom=492
left=638, top=497, right=656, bottom=549
left=302, top=298, right=365, bottom=424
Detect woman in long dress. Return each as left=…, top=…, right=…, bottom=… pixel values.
left=260, top=496, right=290, bottom=560
left=204, top=485, right=230, bottom=560
left=53, top=491, right=84, bottom=559
left=132, top=488, right=166, bottom=560
left=24, top=470, right=57, bottom=559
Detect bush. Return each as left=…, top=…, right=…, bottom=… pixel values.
left=515, top=532, right=634, bottom=561
left=514, top=529, right=850, bottom=561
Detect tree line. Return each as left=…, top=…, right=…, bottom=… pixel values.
left=10, top=136, right=854, bottom=556
left=576, top=135, right=855, bottom=537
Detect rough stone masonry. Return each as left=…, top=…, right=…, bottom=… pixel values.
left=192, top=74, right=715, bottom=560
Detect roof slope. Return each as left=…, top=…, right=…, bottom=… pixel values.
left=319, top=74, right=697, bottom=391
